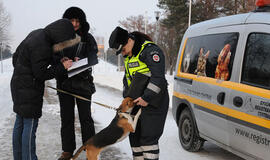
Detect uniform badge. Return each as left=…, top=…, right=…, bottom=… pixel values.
left=128, top=62, right=139, bottom=68
left=152, top=54, right=160, bottom=62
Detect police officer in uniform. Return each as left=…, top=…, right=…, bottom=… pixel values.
left=109, top=26, right=169, bottom=160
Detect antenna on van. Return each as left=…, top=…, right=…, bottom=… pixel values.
left=188, top=0, right=192, bottom=27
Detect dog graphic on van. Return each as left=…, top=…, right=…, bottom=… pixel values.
left=194, top=48, right=210, bottom=76
left=215, top=44, right=231, bottom=80
left=183, top=45, right=193, bottom=73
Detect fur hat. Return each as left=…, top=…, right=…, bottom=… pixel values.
left=109, top=26, right=129, bottom=55
left=63, top=7, right=86, bottom=23
left=63, top=7, right=89, bottom=34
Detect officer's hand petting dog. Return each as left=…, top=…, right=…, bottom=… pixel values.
left=134, top=97, right=148, bottom=107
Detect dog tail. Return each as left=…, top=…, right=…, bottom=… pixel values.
left=71, top=145, right=86, bottom=160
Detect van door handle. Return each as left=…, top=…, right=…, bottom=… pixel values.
left=233, top=96, right=243, bottom=107
left=174, top=76, right=193, bottom=85
left=217, top=92, right=225, bottom=105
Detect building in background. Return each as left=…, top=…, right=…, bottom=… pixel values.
left=95, top=36, right=105, bottom=58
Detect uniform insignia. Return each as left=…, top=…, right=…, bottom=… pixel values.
left=128, top=62, right=139, bottom=68
left=152, top=54, right=160, bottom=62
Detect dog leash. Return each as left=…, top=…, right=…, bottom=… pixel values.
left=47, top=86, right=117, bottom=111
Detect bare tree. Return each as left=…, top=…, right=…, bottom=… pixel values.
left=0, top=1, right=11, bottom=44
left=238, top=0, right=256, bottom=13
left=156, top=25, right=178, bottom=75
left=195, top=0, right=221, bottom=20
left=119, top=14, right=180, bottom=75
left=119, top=14, right=155, bottom=38
left=219, top=0, right=256, bottom=15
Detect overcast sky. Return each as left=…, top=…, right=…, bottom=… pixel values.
left=3, top=0, right=162, bottom=51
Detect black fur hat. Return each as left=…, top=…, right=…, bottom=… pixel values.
left=109, top=26, right=129, bottom=55
left=63, top=7, right=86, bottom=23
left=63, top=7, right=89, bottom=34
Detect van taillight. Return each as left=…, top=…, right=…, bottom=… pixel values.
left=256, top=0, right=270, bottom=7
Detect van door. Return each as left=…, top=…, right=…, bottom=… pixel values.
left=176, top=28, right=240, bottom=147
left=227, top=24, right=270, bottom=160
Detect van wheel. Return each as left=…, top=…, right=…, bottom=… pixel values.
left=178, top=108, right=204, bottom=152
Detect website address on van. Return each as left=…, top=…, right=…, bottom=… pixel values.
left=235, top=128, right=270, bottom=147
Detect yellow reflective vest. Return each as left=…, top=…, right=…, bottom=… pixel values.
left=124, top=41, right=154, bottom=86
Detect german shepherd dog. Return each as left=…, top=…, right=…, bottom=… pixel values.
left=71, top=97, right=141, bottom=160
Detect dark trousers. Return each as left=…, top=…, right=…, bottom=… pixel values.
left=129, top=91, right=169, bottom=160
left=58, top=92, right=95, bottom=153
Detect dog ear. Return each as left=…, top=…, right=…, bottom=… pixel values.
left=119, top=97, right=134, bottom=112
left=205, top=50, right=210, bottom=58
left=119, top=98, right=129, bottom=112
left=127, top=98, right=135, bottom=108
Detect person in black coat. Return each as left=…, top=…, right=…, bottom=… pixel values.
left=11, top=19, right=80, bottom=160
left=54, top=7, right=98, bottom=160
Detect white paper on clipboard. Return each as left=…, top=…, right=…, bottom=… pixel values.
left=67, top=58, right=91, bottom=77
left=68, top=58, right=88, bottom=71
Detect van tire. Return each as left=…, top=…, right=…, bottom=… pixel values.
left=178, top=108, right=204, bottom=152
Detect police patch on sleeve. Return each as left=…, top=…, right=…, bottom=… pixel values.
left=152, top=53, right=160, bottom=62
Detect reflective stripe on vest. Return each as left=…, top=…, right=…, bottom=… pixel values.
left=124, top=41, right=154, bottom=86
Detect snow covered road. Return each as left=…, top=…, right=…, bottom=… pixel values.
left=0, top=58, right=244, bottom=159
left=0, top=82, right=243, bottom=160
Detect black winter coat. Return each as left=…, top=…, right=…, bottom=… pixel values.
left=54, top=32, right=98, bottom=96
left=10, top=19, right=81, bottom=118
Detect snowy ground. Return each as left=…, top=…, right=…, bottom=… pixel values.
left=0, top=58, right=243, bottom=160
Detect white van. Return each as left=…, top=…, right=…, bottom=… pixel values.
left=172, top=1, right=270, bottom=160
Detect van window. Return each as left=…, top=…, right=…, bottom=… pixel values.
left=181, top=33, right=239, bottom=80
left=242, top=33, right=270, bottom=90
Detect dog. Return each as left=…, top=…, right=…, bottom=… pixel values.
left=215, top=44, right=231, bottom=80
left=71, top=97, right=141, bottom=160
left=194, top=48, right=210, bottom=76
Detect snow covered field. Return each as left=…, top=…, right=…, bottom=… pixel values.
left=0, top=58, right=243, bottom=160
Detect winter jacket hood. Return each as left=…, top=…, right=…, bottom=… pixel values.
left=44, top=19, right=81, bottom=52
